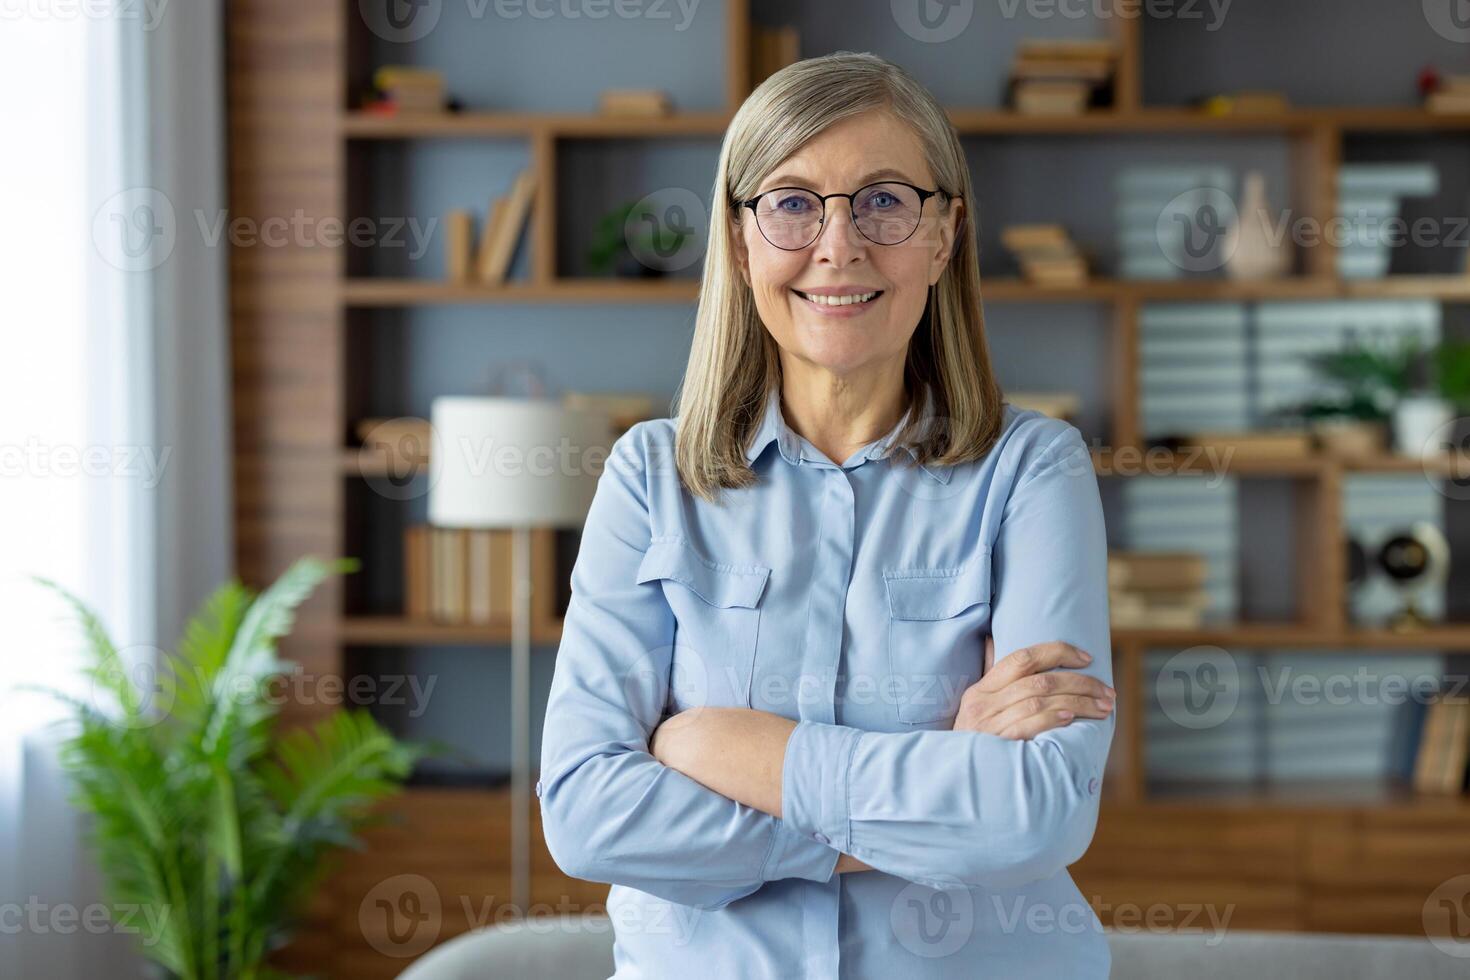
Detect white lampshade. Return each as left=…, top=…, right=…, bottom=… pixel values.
left=428, top=396, right=612, bottom=528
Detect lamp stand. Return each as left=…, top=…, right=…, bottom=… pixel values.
left=511, top=523, right=532, bottom=914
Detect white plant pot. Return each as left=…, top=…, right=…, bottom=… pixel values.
left=1392, top=396, right=1454, bottom=456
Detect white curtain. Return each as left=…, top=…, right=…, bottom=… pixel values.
left=0, top=2, right=230, bottom=977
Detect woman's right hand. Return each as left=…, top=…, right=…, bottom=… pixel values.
left=952, top=635, right=1115, bottom=740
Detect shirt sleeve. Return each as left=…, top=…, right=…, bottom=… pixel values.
left=538, top=424, right=840, bottom=910
left=779, top=424, right=1114, bottom=892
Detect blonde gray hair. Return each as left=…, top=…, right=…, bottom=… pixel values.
left=672, top=51, right=1005, bottom=501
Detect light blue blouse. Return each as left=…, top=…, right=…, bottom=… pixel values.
left=537, top=385, right=1115, bottom=978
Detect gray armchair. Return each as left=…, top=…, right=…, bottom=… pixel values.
left=399, top=914, right=1464, bottom=979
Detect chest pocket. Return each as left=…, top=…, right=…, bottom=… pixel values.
left=883, top=552, right=993, bottom=724
left=635, top=536, right=771, bottom=711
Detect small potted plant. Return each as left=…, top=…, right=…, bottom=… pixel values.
left=1278, top=333, right=1414, bottom=459
left=1392, top=339, right=1470, bottom=456
left=584, top=199, right=682, bottom=278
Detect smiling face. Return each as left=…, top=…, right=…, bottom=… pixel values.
left=734, top=109, right=962, bottom=380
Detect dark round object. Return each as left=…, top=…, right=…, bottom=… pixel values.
left=1378, top=534, right=1429, bottom=583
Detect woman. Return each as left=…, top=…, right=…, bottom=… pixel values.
left=538, top=51, right=1117, bottom=978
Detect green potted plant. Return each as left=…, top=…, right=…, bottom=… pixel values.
left=584, top=199, right=682, bottom=278
left=1392, top=338, right=1470, bottom=456
left=1277, top=333, right=1416, bottom=458
left=25, top=556, right=430, bottom=980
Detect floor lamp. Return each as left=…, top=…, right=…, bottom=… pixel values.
left=427, top=395, right=608, bottom=914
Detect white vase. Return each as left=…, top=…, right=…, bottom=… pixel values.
left=1392, top=395, right=1454, bottom=456
left=1224, top=170, right=1290, bottom=280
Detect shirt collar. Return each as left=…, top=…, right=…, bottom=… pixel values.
left=742, top=386, right=953, bottom=484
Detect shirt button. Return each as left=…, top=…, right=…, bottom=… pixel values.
left=812, top=832, right=830, bottom=845
left=1086, top=777, right=1099, bottom=796
left=535, top=779, right=543, bottom=798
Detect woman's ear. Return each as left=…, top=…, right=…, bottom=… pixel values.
left=732, top=211, right=751, bottom=287
left=929, top=197, right=962, bottom=286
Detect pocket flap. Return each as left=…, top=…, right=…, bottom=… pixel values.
left=635, top=537, right=771, bottom=609
left=884, top=555, right=992, bottom=620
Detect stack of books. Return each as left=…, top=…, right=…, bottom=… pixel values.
left=1426, top=74, right=1470, bottom=114
left=404, top=524, right=517, bottom=624
left=1108, top=551, right=1210, bottom=629
left=1336, top=162, right=1439, bottom=279
left=1412, top=693, right=1470, bottom=794
left=1007, top=39, right=1118, bottom=115
left=1115, top=164, right=1234, bottom=279
left=750, top=25, right=800, bottom=88
left=1001, top=224, right=1088, bottom=286
left=370, top=66, right=446, bottom=114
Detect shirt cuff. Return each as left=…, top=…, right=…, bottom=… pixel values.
left=781, top=719, right=864, bottom=853
left=761, top=819, right=839, bottom=883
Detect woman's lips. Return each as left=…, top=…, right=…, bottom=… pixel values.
left=791, top=288, right=884, bottom=316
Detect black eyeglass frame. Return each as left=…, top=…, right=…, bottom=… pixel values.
left=736, top=180, right=959, bottom=250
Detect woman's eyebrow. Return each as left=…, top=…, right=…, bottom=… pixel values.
left=757, top=167, right=919, bottom=192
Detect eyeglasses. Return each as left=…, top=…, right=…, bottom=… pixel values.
left=738, top=180, right=956, bottom=250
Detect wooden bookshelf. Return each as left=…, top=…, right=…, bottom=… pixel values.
left=228, top=1, right=1470, bottom=972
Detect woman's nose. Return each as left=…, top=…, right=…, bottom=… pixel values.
left=810, top=201, right=868, bottom=260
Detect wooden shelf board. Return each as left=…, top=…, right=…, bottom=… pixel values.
left=1114, top=623, right=1470, bottom=650
left=341, top=277, right=700, bottom=306
left=341, top=276, right=1470, bottom=308
left=341, top=110, right=734, bottom=139
left=985, top=276, right=1470, bottom=303
left=1093, top=447, right=1470, bottom=479
left=1129, top=777, right=1470, bottom=813
left=341, top=615, right=563, bottom=646
left=339, top=107, right=1470, bottom=142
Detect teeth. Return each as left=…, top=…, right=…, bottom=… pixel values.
left=798, top=290, right=879, bottom=306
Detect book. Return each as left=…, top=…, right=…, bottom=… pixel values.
left=404, top=525, right=430, bottom=619
left=444, top=210, right=474, bottom=282
left=476, top=168, right=537, bottom=285
left=1412, top=695, right=1470, bottom=795
left=599, top=89, right=671, bottom=116
left=1012, top=79, right=1091, bottom=115
left=467, top=529, right=494, bottom=624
